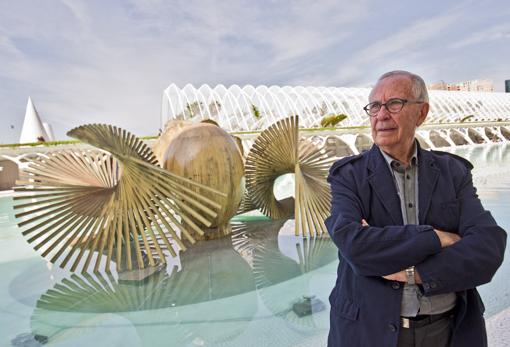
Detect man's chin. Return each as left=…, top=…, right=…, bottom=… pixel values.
left=374, top=138, right=396, bottom=147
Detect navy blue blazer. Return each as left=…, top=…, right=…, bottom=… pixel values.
left=325, top=144, right=507, bottom=347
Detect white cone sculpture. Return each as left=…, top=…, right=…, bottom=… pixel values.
left=19, top=97, right=48, bottom=143
left=43, top=122, right=56, bottom=141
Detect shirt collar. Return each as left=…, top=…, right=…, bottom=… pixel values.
left=379, top=140, right=419, bottom=172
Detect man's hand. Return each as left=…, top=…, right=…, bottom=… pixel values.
left=383, top=269, right=423, bottom=283
left=434, top=229, right=461, bottom=248
left=380, top=228, right=460, bottom=284
left=382, top=271, right=406, bottom=282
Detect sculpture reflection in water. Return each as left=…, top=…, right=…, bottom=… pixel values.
left=29, top=219, right=338, bottom=345
left=232, top=219, right=337, bottom=329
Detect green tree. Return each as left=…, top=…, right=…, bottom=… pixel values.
left=251, top=104, right=261, bottom=119
left=320, top=114, right=348, bottom=127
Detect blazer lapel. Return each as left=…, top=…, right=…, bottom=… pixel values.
left=367, top=146, right=403, bottom=225
left=418, top=148, right=440, bottom=224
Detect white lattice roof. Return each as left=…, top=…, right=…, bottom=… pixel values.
left=161, top=84, right=510, bottom=131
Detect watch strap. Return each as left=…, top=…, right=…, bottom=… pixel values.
left=405, top=266, right=415, bottom=285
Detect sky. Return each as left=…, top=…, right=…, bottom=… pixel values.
left=1, top=0, right=509, bottom=143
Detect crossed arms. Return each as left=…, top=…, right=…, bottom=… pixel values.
left=326, top=166, right=506, bottom=295
left=359, top=219, right=460, bottom=284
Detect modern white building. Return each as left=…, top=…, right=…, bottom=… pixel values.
left=161, top=84, right=510, bottom=132
left=429, top=79, right=494, bottom=92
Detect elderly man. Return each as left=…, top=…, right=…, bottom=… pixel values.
left=325, top=70, right=506, bottom=347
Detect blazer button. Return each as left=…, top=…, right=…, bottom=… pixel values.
left=430, top=282, right=437, bottom=288
left=392, top=282, right=401, bottom=290
left=388, top=323, right=398, bottom=332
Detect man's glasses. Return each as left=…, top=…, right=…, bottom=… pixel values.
left=363, top=98, right=424, bottom=117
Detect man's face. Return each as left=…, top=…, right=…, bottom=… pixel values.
left=369, top=75, right=428, bottom=155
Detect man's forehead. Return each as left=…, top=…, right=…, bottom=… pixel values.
left=370, top=76, right=413, bottom=100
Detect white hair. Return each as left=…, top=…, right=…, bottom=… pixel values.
left=374, top=70, right=429, bottom=103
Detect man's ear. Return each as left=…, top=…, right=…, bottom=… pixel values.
left=416, top=103, right=429, bottom=127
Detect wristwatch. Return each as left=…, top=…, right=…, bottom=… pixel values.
left=405, top=266, right=415, bottom=285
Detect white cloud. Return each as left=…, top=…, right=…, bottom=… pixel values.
left=451, top=23, right=510, bottom=49
left=320, top=12, right=461, bottom=86
left=1, top=0, right=373, bottom=142
left=0, top=0, right=509, bottom=143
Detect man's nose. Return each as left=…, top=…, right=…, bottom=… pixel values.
left=375, top=106, right=391, bottom=120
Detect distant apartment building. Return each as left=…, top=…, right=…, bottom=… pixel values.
left=428, top=79, right=494, bottom=92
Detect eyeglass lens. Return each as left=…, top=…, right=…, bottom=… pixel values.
left=367, top=99, right=405, bottom=115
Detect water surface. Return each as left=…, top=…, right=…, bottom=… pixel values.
left=1, top=143, right=509, bottom=347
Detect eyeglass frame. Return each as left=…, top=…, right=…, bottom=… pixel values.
left=363, top=98, right=425, bottom=117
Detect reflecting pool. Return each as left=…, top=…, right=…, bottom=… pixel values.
left=1, top=142, right=509, bottom=347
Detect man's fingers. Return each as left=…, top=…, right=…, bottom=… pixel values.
left=435, top=229, right=461, bottom=247
left=382, top=271, right=406, bottom=282
left=452, top=233, right=461, bottom=242
left=361, top=219, right=369, bottom=226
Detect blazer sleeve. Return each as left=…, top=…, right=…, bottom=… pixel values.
left=326, top=164, right=442, bottom=277
left=416, top=167, right=507, bottom=296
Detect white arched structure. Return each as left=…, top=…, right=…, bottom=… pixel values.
left=160, top=84, right=510, bottom=154
left=2, top=86, right=510, bottom=170
left=162, top=84, right=510, bottom=131
left=162, top=84, right=370, bottom=131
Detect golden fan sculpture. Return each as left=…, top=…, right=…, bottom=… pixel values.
left=13, top=124, right=225, bottom=273
left=245, top=116, right=336, bottom=237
